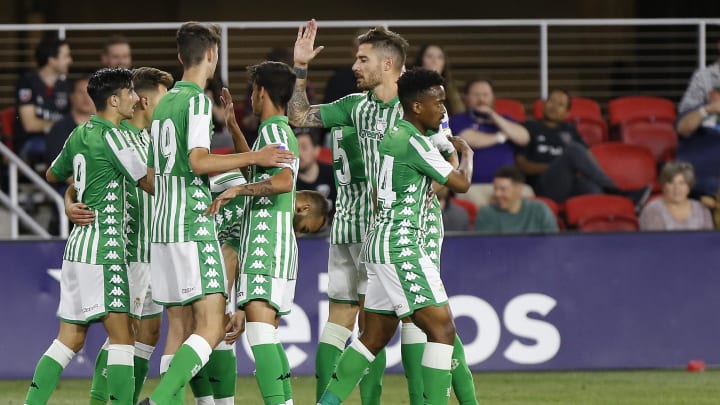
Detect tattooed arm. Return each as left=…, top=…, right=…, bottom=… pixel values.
left=205, top=168, right=294, bottom=215
left=289, top=19, right=325, bottom=128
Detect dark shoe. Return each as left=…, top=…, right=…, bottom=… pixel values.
left=136, top=398, right=152, bottom=405
left=626, top=184, right=652, bottom=213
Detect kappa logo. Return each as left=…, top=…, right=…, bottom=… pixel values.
left=194, top=201, right=208, bottom=211
left=107, top=180, right=119, bottom=189
left=252, top=286, right=267, bottom=295
left=236, top=206, right=245, bottom=216
left=400, top=207, right=414, bottom=216
left=202, top=243, right=216, bottom=253
left=109, top=298, right=125, bottom=308
left=399, top=248, right=414, bottom=258
left=105, top=227, right=119, bottom=236
left=427, top=240, right=437, bottom=248
left=400, top=219, right=412, bottom=227
left=253, top=234, right=269, bottom=244
left=405, top=184, right=418, bottom=193
left=401, top=262, right=415, bottom=270
left=428, top=226, right=439, bottom=234
left=109, top=265, right=123, bottom=272
left=192, top=189, right=205, bottom=199
left=258, top=197, right=272, bottom=205
left=413, top=295, right=428, bottom=305
left=409, top=283, right=423, bottom=293
left=429, top=252, right=438, bottom=260
left=402, top=195, right=416, bottom=204
left=249, top=260, right=265, bottom=269
left=252, top=247, right=268, bottom=257
left=224, top=208, right=233, bottom=220
left=255, top=209, right=271, bottom=218
left=205, top=268, right=219, bottom=278
left=255, top=222, right=270, bottom=231
left=191, top=363, right=202, bottom=375
left=195, top=227, right=210, bottom=237
left=195, top=215, right=210, bottom=223
left=252, top=274, right=267, bottom=283
left=104, top=238, right=120, bottom=247
left=397, top=227, right=410, bottom=236
left=404, top=272, right=419, bottom=281
left=206, top=279, right=220, bottom=289
left=110, top=274, right=125, bottom=284
left=105, top=251, right=121, bottom=260
left=104, top=193, right=118, bottom=202
left=204, top=256, right=219, bottom=265
left=103, top=205, right=118, bottom=213
left=397, top=236, right=411, bottom=246
left=191, top=177, right=204, bottom=186
left=109, top=286, right=125, bottom=296
left=428, top=213, right=437, bottom=222
left=103, top=216, right=118, bottom=225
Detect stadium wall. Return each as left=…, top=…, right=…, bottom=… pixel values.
left=2, top=232, right=719, bottom=378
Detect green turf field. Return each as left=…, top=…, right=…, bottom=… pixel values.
left=2, top=369, right=718, bottom=404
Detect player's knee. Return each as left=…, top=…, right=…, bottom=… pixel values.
left=425, top=321, right=455, bottom=345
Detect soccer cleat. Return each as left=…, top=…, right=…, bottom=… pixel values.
left=136, top=398, right=153, bottom=405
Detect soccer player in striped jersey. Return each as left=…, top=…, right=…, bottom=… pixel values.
left=62, top=67, right=175, bottom=405
left=318, top=68, right=475, bottom=405
left=291, top=21, right=409, bottom=404
left=139, top=23, right=295, bottom=405
left=26, top=67, right=152, bottom=405
left=205, top=60, right=314, bottom=405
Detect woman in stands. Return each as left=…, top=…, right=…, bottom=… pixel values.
left=639, top=161, right=714, bottom=231
left=413, top=44, right=464, bottom=115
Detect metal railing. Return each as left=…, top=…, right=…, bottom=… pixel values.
left=0, top=142, right=68, bottom=238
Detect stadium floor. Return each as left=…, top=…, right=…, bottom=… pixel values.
left=1, top=369, right=718, bottom=404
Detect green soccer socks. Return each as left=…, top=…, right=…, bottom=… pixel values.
left=150, top=335, right=212, bottom=404
left=315, top=322, right=352, bottom=401
left=451, top=334, right=478, bottom=404
left=25, top=339, right=75, bottom=405
left=318, top=339, right=374, bottom=405
left=247, top=322, right=285, bottom=405
left=89, top=339, right=109, bottom=405
left=401, top=322, right=426, bottom=405
left=106, top=344, right=135, bottom=405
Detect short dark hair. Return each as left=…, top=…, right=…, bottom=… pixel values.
left=176, top=22, right=221, bottom=67
left=102, top=35, right=130, bottom=54
left=494, top=166, right=526, bottom=184
left=247, top=61, right=296, bottom=110
left=463, top=78, right=493, bottom=95
left=300, top=190, right=331, bottom=230
left=358, top=26, right=409, bottom=72
left=548, top=88, right=572, bottom=110
left=87, top=68, right=133, bottom=112
left=294, top=127, right=321, bottom=146
left=397, top=67, right=445, bottom=112
left=132, top=67, right=174, bottom=94
left=35, top=37, right=67, bottom=67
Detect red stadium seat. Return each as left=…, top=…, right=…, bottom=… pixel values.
left=450, top=197, right=477, bottom=230
left=590, top=143, right=657, bottom=191
left=574, top=117, right=608, bottom=146
left=317, top=146, right=333, bottom=165
left=532, top=196, right=565, bottom=230
left=494, top=98, right=526, bottom=122
left=608, top=96, right=676, bottom=126
left=578, top=214, right=639, bottom=232
left=532, top=96, right=602, bottom=121
left=1, top=106, right=16, bottom=150
left=620, top=118, right=677, bottom=163
left=565, top=194, right=636, bottom=228
left=211, top=147, right=234, bottom=155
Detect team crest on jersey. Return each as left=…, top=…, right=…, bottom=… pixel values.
left=18, top=88, right=32, bottom=102
left=55, top=92, right=69, bottom=109
left=375, top=117, right=387, bottom=133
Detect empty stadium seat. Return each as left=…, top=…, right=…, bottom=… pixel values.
left=590, top=143, right=657, bottom=191
left=608, top=96, right=676, bottom=125
left=575, top=117, right=608, bottom=146
left=494, top=98, right=526, bottom=122
left=578, top=214, right=639, bottom=232
left=450, top=197, right=477, bottom=230
left=1, top=106, right=16, bottom=150
left=533, top=96, right=602, bottom=121
left=565, top=194, right=636, bottom=228
left=620, top=118, right=677, bottom=162
left=317, top=146, right=332, bottom=165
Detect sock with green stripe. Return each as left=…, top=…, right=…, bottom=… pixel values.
left=319, top=339, right=374, bottom=405
left=421, top=342, right=453, bottom=405
left=106, top=344, right=135, bottom=405
left=207, top=340, right=237, bottom=402
left=150, top=334, right=212, bottom=404
left=89, top=338, right=109, bottom=405
left=315, top=322, right=351, bottom=401
left=247, top=322, right=285, bottom=405
left=359, top=347, right=385, bottom=405
left=401, top=322, right=427, bottom=405
left=451, top=334, right=478, bottom=404
left=25, top=339, right=75, bottom=405
left=133, top=342, right=154, bottom=404
left=274, top=327, right=293, bottom=404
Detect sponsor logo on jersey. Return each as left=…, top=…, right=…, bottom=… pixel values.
left=109, top=265, right=123, bottom=272
left=400, top=219, right=412, bottom=227
left=18, top=88, right=31, bottom=102
left=105, top=227, right=119, bottom=235
left=427, top=240, right=437, bottom=248
left=428, top=213, right=437, bottom=222
left=360, top=128, right=384, bottom=140
left=235, top=206, right=245, bottom=216
left=258, top=197, right=272, bottom=205
left=428, top=226, right=439, bottom=235
left=103, top=216, right=118, bottom=225
left=103, top=206, right=118, bottom=214
left=192, top=189, right=205, bottom=199
left=195, top=215, right=209, bottom=223
left=397, top=236, right=411, bottom=246
left=397, top=227, right=410, bottom=235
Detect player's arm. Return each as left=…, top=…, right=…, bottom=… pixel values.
left=205, top=168, right=294, bottom=215
left=18, top=104, right=55, bottom=133
left=64, top=183, right=95, bottom=226
left=443, top=136, right=474, bottom=193
left=138, top=167, right=154, bottom=195
left=515, top=154, right=548, bottom=176
left=288, top=19, right=325, bottom=128
left=188, top=145, right=295, bottom=175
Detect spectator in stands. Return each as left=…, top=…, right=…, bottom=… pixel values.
left=15, top=36, right=73, bottom=168
left=475, top=166, right=558, bottom=234
left=639, top=161, right=713, bottom=231
left=516, top=89, right=651, bottom=207
left=412, top=44, right=463, bottom=116
left=449, top=78, right=531, bottom=207
left=435, top=183, right=470, bottom=231
left=674, top=87, right=720, bottom=197
left=205, top=76, right=234, bottom=150
left=323, top=30, right=363, bottom=104
left=678, top=40, right=720, bottom=116
left=100, top=35, right=132, bottom=68
left=45, top=76, right=94, bottom=166
left=295, top=127, right=336, bottom=206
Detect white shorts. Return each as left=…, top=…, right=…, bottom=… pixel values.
left=151, top=241, right=227, bottom=306
left=128, top=261, right=163, bottom=319
left=364, top=254, right=449, bottom=318
left=237, top=273, right=296, bottom=316
left=327, top=243, right=367, bottom=304
left=57, top=261, right=129, bottom=324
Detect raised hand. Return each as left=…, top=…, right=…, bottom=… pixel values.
left=254, top=143, right=296, bottom=167
left=449, top=135, right=471, bottom=152
left=66, top=202, right=95, bottom=226
left=220, top=87, right=238, bottom=127
left=294, top=19, right=324, bottom=67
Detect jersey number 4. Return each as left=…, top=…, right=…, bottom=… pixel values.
left=377, top=155, right=396, bottom=208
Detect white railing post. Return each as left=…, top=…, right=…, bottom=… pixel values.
left=540, top=21, right=549, bottom=100
left=698, top=21, right=707, bottom=70
left=58, top=27, right=66, bottom=40
left=221, top=24, right=229, bottom=86
left=9, top=163, right=17, bottom=239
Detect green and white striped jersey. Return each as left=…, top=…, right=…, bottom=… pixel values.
left=419, top=197, right=444, bottom=268
left=329, top=126, right=371, bottom=244
left=363, top=120, right=453, bottom=264
left=210, top=171, right=247, bottom=244
left=238, top=115, right=300, bottom=279
left=320, top=92, right=403, bottom=229
left=148, top=81, right=218, bottom=243
left=119, top=121, right=152, bottom=263
left=50, top=115, right=147, bottom=264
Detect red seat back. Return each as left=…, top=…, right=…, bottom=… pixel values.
left=565, top=194, right=636, bottom=227
left=533, top=97, right=602, bottom=121
left=590, top=143, right=657, bottom=190
left=317, top=146, right=333, bottom=165
left=620, top=118, right=677, bottom=162
left=575, top=117, right=608, bottom=146
left=608, top=96, right=676, bottom=125
left=532, top=196, right=564, bottom=230
left=494, top=98, right=526, bottom=122
left=450, top=197, right=477, bottom=230
left=1, top=106, right=16, bottom=149
left=578, top=214, right=639, bottom=232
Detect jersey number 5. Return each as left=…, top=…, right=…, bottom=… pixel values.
left=151, top=119, right=177, bottom=174
left=377, top=155, right=396, bottom=208
left=332, top=128, right=351, bottom=185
